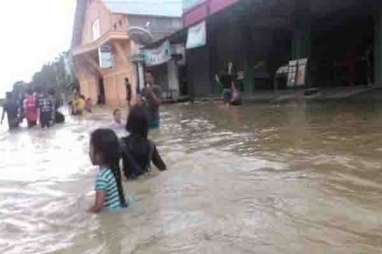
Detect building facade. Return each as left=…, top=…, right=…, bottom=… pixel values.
left=181, top=0, right=382, bottom=97
left=71, top=0, right=182, bottom=107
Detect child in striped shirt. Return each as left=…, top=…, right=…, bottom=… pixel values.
left=88, top=129, right=127, bottom=213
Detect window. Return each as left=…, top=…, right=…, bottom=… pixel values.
left=92, top=18, right=100, bottom=41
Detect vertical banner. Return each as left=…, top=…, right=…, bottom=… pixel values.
left=98, top=44, right=113, bottom=69
left=186, top=21, right=207, bottom=49
left=287, top=60, right=298, bottom=87
left=296, top=58, right=308, bottom=86
left=287, top=58, right=308, bottom=87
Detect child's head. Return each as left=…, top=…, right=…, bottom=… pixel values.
left=89, top=128, right=127, bottom=207
left=125, top=106, right=149, bottom=138
left=113, top=108, right=122, bottom=123
left=90, top=129, right=120, bottom=167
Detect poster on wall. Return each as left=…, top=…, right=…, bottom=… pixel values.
left=287, top=60, right=297, bottom=88
left=186, top=21, right=207, bottom=49
left=296, top=58, right=308, bottom=86
left=144, top=40, right=172, bottom=67
left=98, top=43, right=113, bottom=69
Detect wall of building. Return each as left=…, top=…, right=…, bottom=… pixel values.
left=81, top=0, right=113, bottom=45
left=186, top=46, right=212, bottom=97
left=128, top=16, right=183, bottom=41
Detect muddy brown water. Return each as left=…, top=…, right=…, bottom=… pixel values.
left=0, top=101, right=381, bottom=253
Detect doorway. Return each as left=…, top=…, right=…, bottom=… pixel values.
left=97, top=77, right=106, bottom=105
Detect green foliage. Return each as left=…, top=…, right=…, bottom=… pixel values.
left=9, top=52, right=75, bottom=96
left=30, top=53, right=73, bottom=92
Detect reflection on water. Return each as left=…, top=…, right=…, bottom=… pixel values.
left=1, top=101, right=382, bottom=253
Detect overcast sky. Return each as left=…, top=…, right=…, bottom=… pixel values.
left=0, top=0, right=183, bottom=98
left=0, top=0, right=76, bottom=98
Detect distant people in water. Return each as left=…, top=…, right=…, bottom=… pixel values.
left=230, top=81, right=242, bottom=106
left=218, top=72, right=233, bottom=106
left=85, top=98, right=93, bottom=113
left=120, top=105, right=167, bottom=180
left=142, top=71, right=162, bottom=129
left=71, top=94, right=86, bottom=116
left=125, top=78, right=132, bottom=107
left=111, top=108, right=124, bottom=130
left=88, top=128, right=127, bottom=213
left=38, top=89, right=55, bottom=128
left=23, top=89, right=38, bottom=128
left=2, top=87, right=64, bottom=131
left=1, top=92, right=19, bottom=130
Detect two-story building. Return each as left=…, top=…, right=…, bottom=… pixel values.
left=71, top=0, right=182, bottom=107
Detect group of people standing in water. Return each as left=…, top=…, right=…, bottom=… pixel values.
left=216, top=62, right=243, bottom=106
left=89, top=71, right=166, bottom=213
left=1, top=87, right=64, bottom=130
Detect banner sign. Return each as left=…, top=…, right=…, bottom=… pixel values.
left=287, top=58, right=308, bottom=87
left=144, top=40, right=172, bottom=67
left=98, top=44, right=113, bottom=69
left=296, top=58, right=308, bottom=86
left=186, top=21, right=206, bottom=49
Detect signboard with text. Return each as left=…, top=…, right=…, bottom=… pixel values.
left=287, top=58, right=308, bottom=87
left=186, top=21, right=207, bottom=49
left=144, top=40, right=172, bottom=67
left=98, top=44, right=113, bottom=69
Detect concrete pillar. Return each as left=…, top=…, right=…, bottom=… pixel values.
left=374, top=9, right=382, bottom=86
left=167, top=60, right=180, bottom=99
left=292, top=0, right=311, bottom=59
left=137, top=62, right=145, bottom=93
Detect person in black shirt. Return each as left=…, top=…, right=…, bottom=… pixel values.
left=38, top=90, right=54, bottom=128
left=125, top=78, right=132, bottom=107
left=1, top=92, right=19, bottom=130
left=120, top=105, right=166, bottom=180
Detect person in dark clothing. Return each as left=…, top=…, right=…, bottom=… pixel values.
left=125, top=78, right=132, bottom=107
left=120, top=105, right=166, bottom=180
left=142, top=71, right=162, bottom=129
left=1, top=92, right=19, bottom=130
left=219, top=72, right=233, bottom=105
left=38, top=90, right=54, bottom=128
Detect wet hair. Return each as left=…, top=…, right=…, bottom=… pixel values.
left=125, top=106, right=149, bottom=138
left=90, top=129, right=127, bottom=207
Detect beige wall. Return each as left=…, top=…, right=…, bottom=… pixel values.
left=74, top=0, right=139, bottom=108
left=81, top=0, right=112, bottom=45
left=76, top=41, right=136, bottom=108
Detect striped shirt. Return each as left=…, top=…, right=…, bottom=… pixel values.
left=95, top=168, right=123, bottom=210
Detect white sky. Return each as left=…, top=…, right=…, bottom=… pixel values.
left=0, top=0, right=183, bottom=98
left=0, top=0, right=76, bottom=98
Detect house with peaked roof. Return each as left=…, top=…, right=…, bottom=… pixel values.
left=71, top=0, right=182, bottom=107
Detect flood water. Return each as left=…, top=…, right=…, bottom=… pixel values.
left=0, top=101, right=382, bottom=253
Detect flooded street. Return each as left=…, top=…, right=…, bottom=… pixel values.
left=1, top=101, right=382, bottom=253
